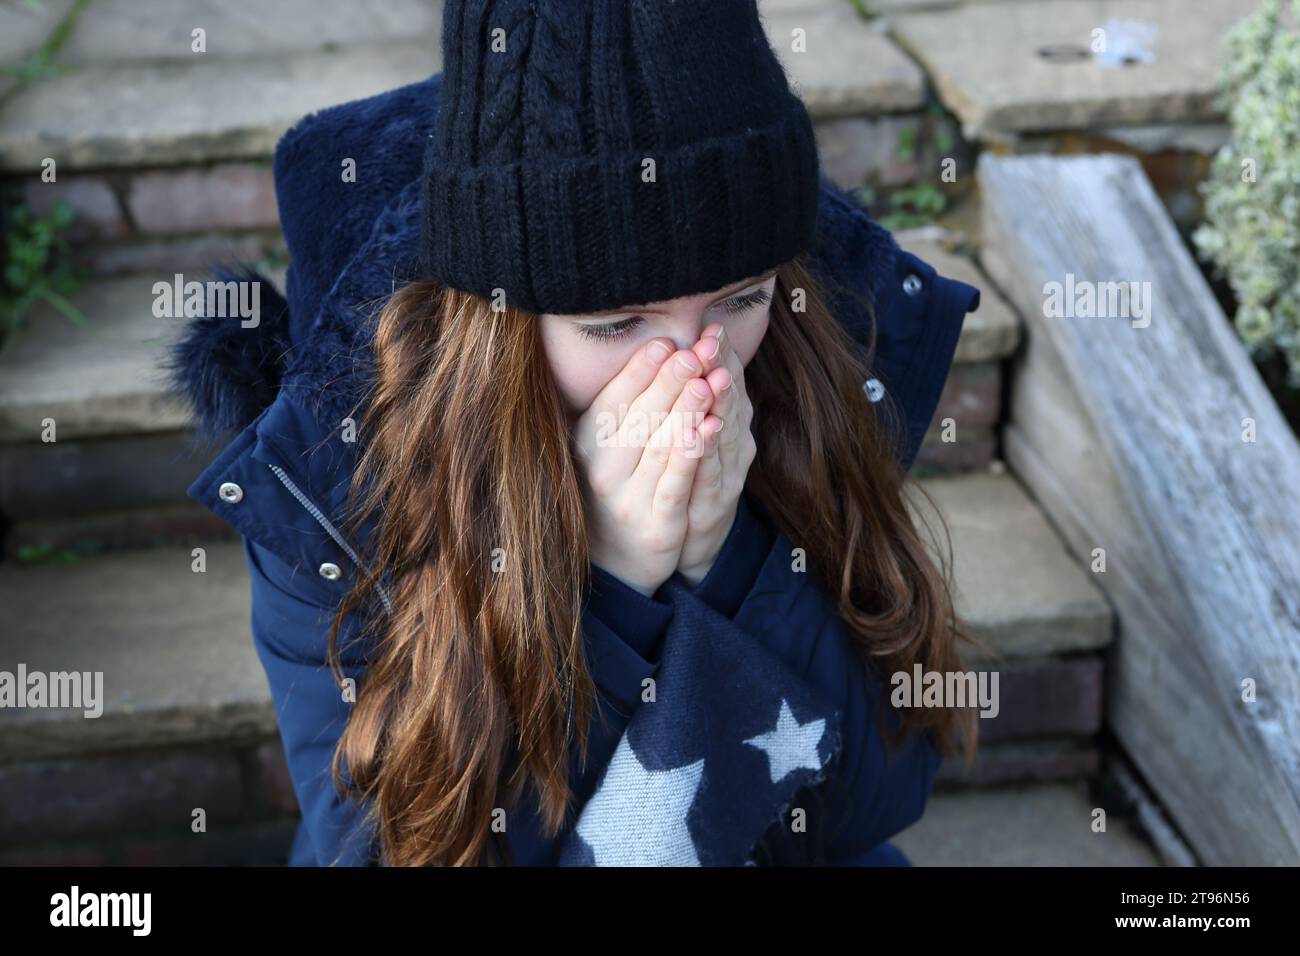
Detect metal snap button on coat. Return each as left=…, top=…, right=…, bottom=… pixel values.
left=864, top=378, right=886, bottom=403
left=218, top=482, right=244, bottom=503
left=318, top=562, right=343, bottom=581
left=902, top=274, right=923, bottom=296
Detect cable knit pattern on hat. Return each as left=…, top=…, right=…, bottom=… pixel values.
left=419, top=0, right=822, bottom=315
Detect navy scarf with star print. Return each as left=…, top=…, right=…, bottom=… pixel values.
left=555, top=572, right=842, bottom=867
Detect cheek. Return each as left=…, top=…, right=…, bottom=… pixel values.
left=728, top=309, right=770, bottom=366
left=539, top=323, right=634, bottom=415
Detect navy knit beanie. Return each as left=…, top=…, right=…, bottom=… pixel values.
left=419, top=0, right=822, bottom=316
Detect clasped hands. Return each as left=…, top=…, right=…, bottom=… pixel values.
left=572, top=323, right=757, bottom=597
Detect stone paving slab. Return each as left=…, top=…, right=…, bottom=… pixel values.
left=0, top=540, right=272, bottom=762
left=0, top=43, right=439, bottom=171
left=761, top=0, right=926, bottom=116
left=936, top=737, right=1100, bottom=788
left=891, top=0, right=1264, bottom=141
left=0, top=429, right=218, bottom=519
left=0, top=277, right=189, bottom=442
left=0, top=270, right=286, bottom=443
left=0, top=0, right=76, bottom=70
left=0, top=0, right=442, bottom=68
left=910, top=469, right=1114, bottom=661
left=895, top=781, right=1163, bottom=865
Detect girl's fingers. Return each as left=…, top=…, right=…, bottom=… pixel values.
left=652, top=424, right=704, bottom=521
left=613, top=347, right=703, bottom=462
left=688, top=414, right=725, bottom=513
left=720, top=330, right=748, bottom=402
left=706, top=337, right=753, bottom=494
left=704, top=365, right=735, bottom=424
left=628, top=370, right=713, bottom=498
left=698, top=324, right=747, bottom=400
left=573, top=337, right=674, bottom=456
left=691, top=322, right=728, bottom=376
left=701, top=332, right=747, bottom=456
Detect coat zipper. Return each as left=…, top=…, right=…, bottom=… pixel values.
left=266, top=462, right=395, bottom=616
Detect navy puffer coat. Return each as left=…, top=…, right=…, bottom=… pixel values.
left=168, top=72, right=980, bottom=867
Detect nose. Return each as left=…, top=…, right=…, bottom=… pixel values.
left=660, top=296, right=720, bottom=351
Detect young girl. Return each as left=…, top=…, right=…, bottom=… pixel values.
left=171, top=0, right=982, bottom=867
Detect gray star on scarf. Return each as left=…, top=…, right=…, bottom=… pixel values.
left=574, top=734, right=706, bottom=866
left=743, top=698, right=827, bottom=784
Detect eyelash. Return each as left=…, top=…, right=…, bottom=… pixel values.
left=576, top=287, right=773, bottom=342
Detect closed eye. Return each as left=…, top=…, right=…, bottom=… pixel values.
left=714, top=287, right=772, bottom=315
left=575, top=316, right=645, bottom=341
left=575, top=287, right=773, bottom=342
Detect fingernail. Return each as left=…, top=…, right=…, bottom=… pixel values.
left=647, top=341, right=671, bottom=363
left=675, top=354, right=699, bottom=378
left=690, top=379, right=711, bottom=398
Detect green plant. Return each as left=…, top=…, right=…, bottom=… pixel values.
left=1, top=200, right=87, bottom=351
left=0, top=0, right=94, bottom=103
left=931, top=102, right=956, bottom=155
left=1193, top=0, right=1300, bottom=385
left=878, top=184, right=948, bottom=231
left=895, top=123, right=918, bottom=163
left=15, top=542, right=85, bottom=565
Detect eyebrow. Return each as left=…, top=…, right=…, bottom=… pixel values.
left=583, top=267, right=778, bottom=317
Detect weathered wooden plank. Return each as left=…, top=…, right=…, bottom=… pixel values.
left=979, top=153, right=1300, bottom=865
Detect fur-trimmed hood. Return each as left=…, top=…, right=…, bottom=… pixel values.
left=164, top=73, right=442, bottom=438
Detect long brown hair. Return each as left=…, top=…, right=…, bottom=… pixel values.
left=325, top=252, right=982, bottom=866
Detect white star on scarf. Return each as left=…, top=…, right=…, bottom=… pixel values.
left=574, top=733, right=706, bottom=866
left=743, top=698, right=827, bottom=784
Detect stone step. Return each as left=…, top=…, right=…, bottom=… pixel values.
left=0, top=43, right=439, bottom=172
left=0, top=430, right=222, bottom=520
left=936, top=738, right=1100, bottom=789
left=0, top=427, right=233, bottom=559
left=899, top=228, right=1021, bottom=474
left=4, top=503, right=233, bottom=561
left=913, top=430, right=996, bottom=475
left=909, top=469, right=1114, bottom=661
left=0, top=276, right=190, bottom=442
left=0, top=0, right=443, bottom=69
left=0, top=270, right=284, bottom=444
left=0, top=471, right=1111, bottom=763
left=0, top=539, right=271, bottom=764
left=890, top=0, right=1265, bottom=143
left=915, top=356, right=1002, bottom=475
left=760, top=0, right=925, bottom=118
left=894, top=232, right=1013, bottom=478
left=894, top=781, right=1163, bottom=865
left=0, top=0, right=923, bottom=173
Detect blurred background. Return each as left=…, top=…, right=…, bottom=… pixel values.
left=1, top=0, right=1297, bottom=866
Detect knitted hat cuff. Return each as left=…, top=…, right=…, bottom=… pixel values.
left=418, top=95, right=820, bottom=316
